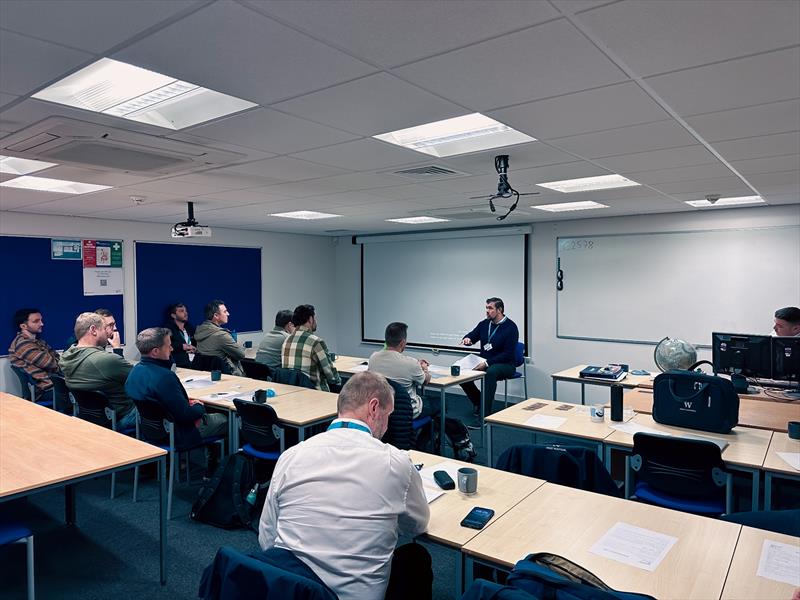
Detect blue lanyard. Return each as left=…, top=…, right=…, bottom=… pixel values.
left=327, top=420, right=371, bottom=434
left=487, top=317, right=505, bottom=343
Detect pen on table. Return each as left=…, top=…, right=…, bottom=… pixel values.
left=184, top=378, right=194, bottom=383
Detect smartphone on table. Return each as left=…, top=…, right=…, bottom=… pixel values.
left=460, top=506, right=495, bottom=530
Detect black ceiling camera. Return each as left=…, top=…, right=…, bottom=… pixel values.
left=470, top=154, right=539, bottom=221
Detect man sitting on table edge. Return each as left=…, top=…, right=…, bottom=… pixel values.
left=126, top=327, right=227, bottom=476
left=195, top=299, right=246, bottom=376
left=461, top=296, right=520, bottom=422
left=9, top=307, right=62, bottom=404
left=774, top=306, right=800, bottom=337
left=258, top=371, right=432, bottom=600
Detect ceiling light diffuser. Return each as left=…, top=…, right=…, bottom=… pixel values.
left=532, top=201, right=608, bottom=212
left=537, top=174, right=640, bottom=193
left=269, top=210, right=341, bottom=220
left=386, top=216, right=450, bottom=224
left=0, top=155, right=57, bottom=175
left=685, top=196, right=765, bottom=208
left=33, top=58, right=257, bottom=130
left=0, top=175, right=111, bottom=194
left=374, top=113, right=535, bottom=158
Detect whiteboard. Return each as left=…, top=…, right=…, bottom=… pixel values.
left=556, top=226, right=800, bottom=346
left=362, top=234, right=527, bottom=350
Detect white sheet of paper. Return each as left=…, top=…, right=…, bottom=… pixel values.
left=757, top=539, right=800, bottom=586
left=524, top=414, right=567, bottom=429
left=182, top=378, right=215, bottom=390
left=419, top=461, right=462, bottom=489
left=453, top=354, right=484, bottom=371
left=423, top=487, right=445, bottom=504
left=776, top=452, right=800, bottom=471
left=610, top=422, right=668, bottom=437
left=197, top=391, right=254, bottom=402
left=428, top=365, right=451, bottom=374
left=348, top=364, right=369, bottom=373
left=589, top=522, right=677, bottom=572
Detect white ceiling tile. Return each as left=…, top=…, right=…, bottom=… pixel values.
left=366, top=184, right=448, bottom=201
left=184, top=108, right=359, bottom=154
left=650, top=175, right=750, bottom=195
left=0, top=0, right=203, bottom=54
left=394, top=19, right=627, bottom=111
left=273, top=73, right=465, bottom=136
left=713, top=132, right=800, bottom=162
left=595, top=145, right=719, bottom=173
left=441, top=142, right=578, bottom=175
left=489, top=81, right=669, bottom=140
left=628, top=162, right=734, bottom=185
left=113, top=2, right=376, bottom=105
left=291, top=138, right=425, bottom=171
left=168, top=171, right=282, bottom=193
left=747, top=170, right=800, bottom=191
left=686, top=100, right=800, bottom=142
left=247, top=0, right=560, bottom=68
left=552, top=0, right=619, bottom=13
left=0, top=30, right=92, bottom=96
left=0, top=93, right=18, bottom=110
left=189, top=188, right=293, bottom=204
left=0, top=187, right=71, bottom=210
left=645, top=47, right=800, bottom=116
left=731, top=155, right=800, bottom=176
left=130, top=177, right=252, bottom=197
left=550, top=120, right=698, bottom=158
left=218, top=157, right=348, bottom=182
left=31, top=165, right=155, bottom=187
left=576, top=0, right=800, bottom=76
left=515, top=161, right=612, bottom=185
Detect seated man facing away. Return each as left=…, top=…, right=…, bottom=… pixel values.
left=282, top=304, right=341, bottom=392
left=165, top=302, right=196, bottom=368
left=195, top=299, right=246, bottom=376
left=9, top=307, right=62, bottom=402
left=258, top=371, right=431, bottom=600
left=255, top=309, right=295, bottom=369
left=60, top=311, right=137, bottom=429
left=126, top=327, right=227, bottom=473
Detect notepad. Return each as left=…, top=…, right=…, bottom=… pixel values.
left=589, top=522, right=677, bottom=572
left=197, top=391, right=255, bottom=402
left=776, top=452, right=800, bottom=471
left=453, top=354, right=484, bottom=371
left=524, top=414, right=567, bottom=429
left=419, top=461, right=462, bottom=489
left=423, top=487, right=445, bottom=504
left=182, top=378, right=215, bottom=390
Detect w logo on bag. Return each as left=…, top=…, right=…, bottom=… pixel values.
left=683, top=401, right=693, bottom=409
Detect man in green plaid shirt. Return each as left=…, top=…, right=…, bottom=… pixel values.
left=282, top=304, right=341, bottom=392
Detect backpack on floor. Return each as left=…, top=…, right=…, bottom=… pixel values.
left=191, top=452, right=256, bottom=530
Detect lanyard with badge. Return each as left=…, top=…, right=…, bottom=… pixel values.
left=327, top=421, right=371, bottom=434
left=484, top=317, right=505, bottom=352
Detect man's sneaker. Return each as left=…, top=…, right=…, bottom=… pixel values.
left=455, top=441, right=477, bottom=462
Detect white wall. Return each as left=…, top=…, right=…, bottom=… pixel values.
left=334, top=204, right=800, bottom=405
left=1, top=212, right=337, bottom=395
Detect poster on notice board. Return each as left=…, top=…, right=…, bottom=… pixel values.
left=82, top=239, right=123, bottom=295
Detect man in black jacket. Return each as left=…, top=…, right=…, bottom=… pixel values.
left=165, top=302, right=196, bottom=368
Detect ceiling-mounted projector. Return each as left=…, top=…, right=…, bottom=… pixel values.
left=171, top=201, right=212, bottom=238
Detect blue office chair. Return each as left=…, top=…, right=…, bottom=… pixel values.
left=10, top=366, right=53, bottom=409
left=503, top=342, right=528, bottom=406
left=721, top=509, right=800, bottom=537
left=627, top=432, right=732, bottom=516
left=0, top=520, right=34, bottom=600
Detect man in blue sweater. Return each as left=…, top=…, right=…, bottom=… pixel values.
left=460, top=297, right=519, bottom=421
left=125, top=327, right=227, bottom=473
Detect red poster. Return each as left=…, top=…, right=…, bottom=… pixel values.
left=82, top=240, right=97, bottom=268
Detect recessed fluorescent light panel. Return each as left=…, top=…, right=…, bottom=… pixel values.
left=386, top=216, right=450, bottom=224
left=374, top=113, right=535, bottom=158
left=32, top=58, right=257, bottom=130
left=537, top=174, right=640, bottom=193
left=269, top=210, right=341, bottom=220
left=0, top=175, right=111, bottom=194
left=532, top=201, right=608, bottom=212
left=0, top=155, right=57, bottom=175
left=685, top=195, right=765, bottom=208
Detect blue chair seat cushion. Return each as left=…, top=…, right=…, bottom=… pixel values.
left=412, top=416, right=432, bottom=430
left=0, top=523, right=32, bottom=546
left=510, top=372, right=523, bottom=380
left=634, top=482, right=725, bottom=515
left=242, top=443, right=280, bottom=461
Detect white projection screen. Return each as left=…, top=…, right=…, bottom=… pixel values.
left=361, top=232, right=528, bottom=351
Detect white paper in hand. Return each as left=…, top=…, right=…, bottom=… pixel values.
left=453, top=354, right=484, bottom=371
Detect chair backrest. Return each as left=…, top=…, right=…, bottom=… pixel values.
left=514, top=342, right=525, bottom=368
left=132, top=398, right=172, bottom=444
left=382, top=379, right=414, bottom=450
left=233, top=399, right=282, bottom=449
left=10, top=365, right=35, bottom=400
left=631, top=433, right=727, bottom=499
left=270, top=367, right=315, bottom=389
left=721, top=509, right=800, bottom=537
left=49, top=373, right=73, bottom=413
left=192, top=353, right=227, bottom=373
left=71, top=389, right=113, bottom=427
left=241, top=359, right=272, bottom=381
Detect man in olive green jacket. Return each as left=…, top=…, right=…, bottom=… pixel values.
left=195, top=299, right=245, bottom=376
left=60, top=311, right=136, bottom=428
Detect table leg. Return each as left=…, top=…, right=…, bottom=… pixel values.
left=552, top=378, right=557, bottom=401
left=299, top=426, right=306, bottom=442
left=159, top=456, right=167, bottom=585
left=439, top=388, right=446, bottom=456
left=464, top=556, right=475, bottom=591
left=581, top=383, right=585, bottom=405
left=486, top=424, right=493, bottom=467
left=65, top=484, right=76, bottom=525
left=455, top=550, right=464, bottom=597
left=751, top=470, right=760, bottom=511
left=480, top=378, right=485, bottom=430
left=764, top=472, right=772, bottom=510
left=230, top=408, right=239, bottom=453
left=624, top=455, right=631, bottom=498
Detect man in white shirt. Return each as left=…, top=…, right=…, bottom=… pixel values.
left=774, top=307, right=800, bottom=337
left=258, top=371, right=431, bottom=600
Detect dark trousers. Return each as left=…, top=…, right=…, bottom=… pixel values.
left=460, top=362, right=516, bottom=417
left=385, top=543, right=432, bottom=600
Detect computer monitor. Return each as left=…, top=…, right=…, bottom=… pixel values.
left=711, top=332, right=772, bottom=379
left=772, top=336, right=800, bottom=383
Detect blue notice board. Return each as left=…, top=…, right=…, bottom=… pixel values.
left=0, top=235, right=125, bottom=350
left=135, top=242, right=262, bottom=333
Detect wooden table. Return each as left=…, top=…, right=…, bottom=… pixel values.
left=484, top=398, right=634, bottom=466
left=336, top=355, right=486, bottom=455
left=721, top=526, right=800, bottom=599
left=462, top=482, right=742, bottom=600
left=551, top=365, right=654, bottom=404
left=408, top=450, right=545, bottom=594
left=762, top=432, right=800, bottom=510
left=0, top=393, right=169, bottom=584
left=622, top=388, right=800, bottom=432
left=604, top=413, right=773, bottom=509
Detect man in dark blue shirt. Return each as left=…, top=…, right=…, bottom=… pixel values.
left=460, top=297, right=519, bottom=421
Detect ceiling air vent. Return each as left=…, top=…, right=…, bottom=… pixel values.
left=389, top=164, right=468, bottom=181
